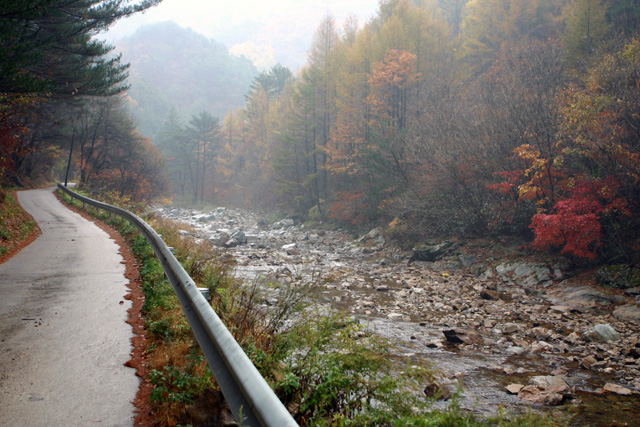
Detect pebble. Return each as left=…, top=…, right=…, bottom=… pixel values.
left=157, top=205, right=640, bottom=411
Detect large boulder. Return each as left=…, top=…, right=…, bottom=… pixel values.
left=596, top=265, right=640, bottom=289
left=494, top=261, right=552, bottom=287
left=613, top=304, right=640, bottom=323
left=548, top=285, right=619, bottom=308
left=230, top=230, right=247, bottom=245
left=583, top=324, right=621, bottom=343
left=411, top=241, right=455, bottom=262
left=517, top=376, right=570, bottom=406
left=603, top=383, right=633, bottom=396
left=358, top=227, right=385, bottom=246
left=210, top=232, right=230, bottom=247
left=443, top=328, right=484, bottom=345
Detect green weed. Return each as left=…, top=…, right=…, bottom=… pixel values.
left=57, top=189, right=564, bottom=427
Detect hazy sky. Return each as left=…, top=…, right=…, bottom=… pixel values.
left=106, top=0, right=380, bottom=69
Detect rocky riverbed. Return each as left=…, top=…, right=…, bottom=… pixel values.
left=156, top=206, right=640, bottom=426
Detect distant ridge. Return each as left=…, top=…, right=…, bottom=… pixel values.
left=116, top=21, right=258, bottom=139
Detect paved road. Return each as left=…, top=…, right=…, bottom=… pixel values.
left=0, top=188, right=138, bottom=426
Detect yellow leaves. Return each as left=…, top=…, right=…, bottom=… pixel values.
left=513, top=144, right=539, bottom=162
left=517, top=182, right=540, bottom=200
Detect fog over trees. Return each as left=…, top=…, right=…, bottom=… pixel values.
left=116, top=22, right=258, bottom=139
left=0, top=0, right=169, bottom=201
left=2, top=0, right=640, bottom=265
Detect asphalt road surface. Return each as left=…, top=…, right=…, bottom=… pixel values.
left=0, top=188, right=138, bottom=426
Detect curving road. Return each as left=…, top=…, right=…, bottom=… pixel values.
left=0, top=188, right=138, bottom=426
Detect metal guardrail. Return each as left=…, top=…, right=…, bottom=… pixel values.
left=57, top=184, right=298, bottom=427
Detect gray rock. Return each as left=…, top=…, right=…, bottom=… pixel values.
left=603, top=383, right=633, bottom=395
left=458, top=254, right=477, bottom=268
left=583, top=324, right=621, bottom=343
left=514, top=263, right=551, bottom=281
left=495, top=263, right=511, bottom=276
left=423, top=382, right=452, bottom=400
left=230, top=230, right=247, bottom=245
left=518, top=385, right=566, bottom=406
left=358, top=228, right=385, bottom=245
left=431, top=258, right=464, bottom=271
left=529, top=376, right=569, bottom=390
left=613, top=304, right=640, bottom=322
left=550, top=286, right=617, bottom=308
left=443, top=328, right=484, bottom=345
left=502, top=322, right=518, bottom=334
left=494, top=262, right=552, bottom=287
left=625, top=287, right=640, bottom=297
left=506, top=384, right=525, bottom=394
left=411, top=241, right=454, bottom=262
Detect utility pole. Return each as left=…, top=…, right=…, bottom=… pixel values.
left=64, top=127, right=75, bottom=187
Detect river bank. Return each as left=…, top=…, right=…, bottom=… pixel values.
left=156, top=205, right=640, bottom=426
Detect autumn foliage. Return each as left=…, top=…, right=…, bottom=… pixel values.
left=160, top=0, right=640, bottom=264
left=1, top=1, right=166, bottom=202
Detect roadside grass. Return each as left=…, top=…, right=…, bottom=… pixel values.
left=57, top=188, right=567, bottom=427
left=0, top=188, right=36, bottom=257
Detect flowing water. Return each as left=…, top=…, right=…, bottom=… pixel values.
left=158, top=206, right=640, bottom=426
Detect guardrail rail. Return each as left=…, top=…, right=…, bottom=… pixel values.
left=57, top=184, right=298, bottom=427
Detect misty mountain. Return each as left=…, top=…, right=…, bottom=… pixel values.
left=116, top=21, right=257, bottom=139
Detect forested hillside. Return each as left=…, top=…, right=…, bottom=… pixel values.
left=161, top=0, right=640, bottom=265
left=117, top=22, right=258, bottom=139
left=0, top=0, right=168, bottom=203
left=2, top=0, right=639, bottom=266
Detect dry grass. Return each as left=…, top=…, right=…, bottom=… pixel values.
left=0, top=190, right=37, bottom=258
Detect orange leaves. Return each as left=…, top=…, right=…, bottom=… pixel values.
left=511, top=143, right=567, bottom=206
left=367, top=49, right=420, bottom=130
left=328, top=191, right=369, bottom=225
left=368, top=49, right=421, bottom=90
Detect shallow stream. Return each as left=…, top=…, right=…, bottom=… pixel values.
left=158, top=206, right=640, bottom=426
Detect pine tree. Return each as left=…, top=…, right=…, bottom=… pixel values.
left=0, top=0, right=160, bottom=97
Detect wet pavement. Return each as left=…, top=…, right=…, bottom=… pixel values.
left=0, top=188, right=138, bottom=427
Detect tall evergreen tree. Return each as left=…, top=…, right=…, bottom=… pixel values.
left=0, top=0, right=160, bottom=97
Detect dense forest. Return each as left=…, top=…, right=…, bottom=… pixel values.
left=158, top=0, right=640, bottom=265
left=117, top=22, right=257, bottom=139
left=2, top=0, right=640, bottom=267
left=0, top=0, right=169, bottom=202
